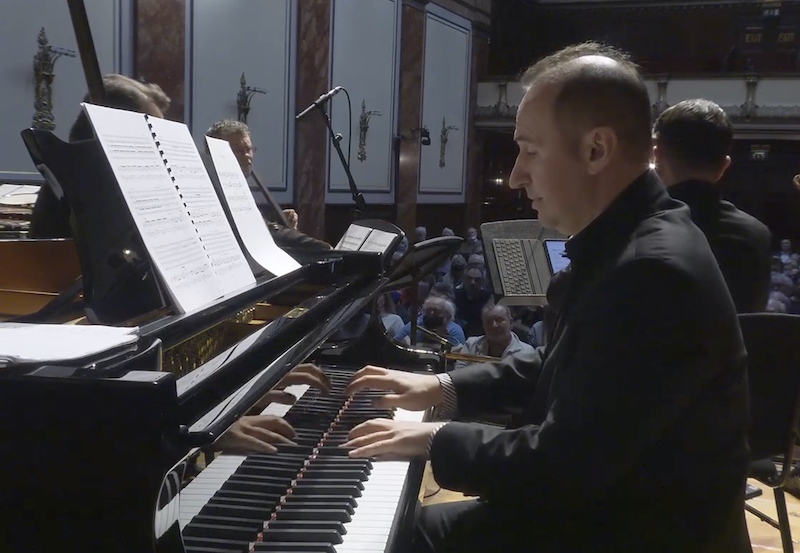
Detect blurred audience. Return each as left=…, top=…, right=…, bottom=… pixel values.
left=394, top=295, right=465, bottom=346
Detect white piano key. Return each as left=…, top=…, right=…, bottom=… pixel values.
left=336, top=408, right=425, bottom=553
left=178, top=384, right=310, bottom=528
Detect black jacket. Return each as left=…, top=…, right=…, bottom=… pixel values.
left=430, top=171, right=750, bottom=552
left=670, top=179, right=771, bottom=313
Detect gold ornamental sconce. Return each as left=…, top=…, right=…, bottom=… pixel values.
left=236, top=72, right=266, bottom=125
left=32, top=27, right=76, bottom=130
left=439, top=116, right=459, bottom=169
left=358, top=100, right=381, bottom=162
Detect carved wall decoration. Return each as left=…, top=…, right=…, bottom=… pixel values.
left=357, top=99, right=381, bottom=163
left=652, top=75, right=670, bottom=118
left=236, top=72, right=266, bottom=125
left=742, top=74, right=760, bottom=120
left=32, top=27, right=76, bottom=130
left=439, top=116, right=459, bottom=169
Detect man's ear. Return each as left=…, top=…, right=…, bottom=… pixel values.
left=715, top=155, right=732, bottom=181
left=581, top=127, right=616, bottom=175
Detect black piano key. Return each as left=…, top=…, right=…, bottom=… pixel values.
left=270, top=444, right=316, bottom=456
left=221, top=479, right=288, bottom=495
left=183, top=536, right=251, bottom=553
left=227, top=473, right=294, bottom=486
left=300, top=468, right=368, bottom=480
left=182, top=522, right=257, bottom=541
left=252, top=542, right=337, bottom=553
left=278, top=500, right=355, bottom=515
left=296, top=477, right=364, bottom=491
left=314, top=447, right=356, bottom=457
left=290, top=483, right=362, bottom=497
left=267, top=519, right=346, bottom=535
left=237, top=464, right=301, bottom=478
left=273, top=507, right=351, bottom=523
left=184, top=545, right=244, bottom=553
left=258, top=528, right=343, bottom=545
left=212, top=490, right=283, bottom=505
left=282, top=495, right=357, bottom=509
left=190, top=515, right=264, bottom=531
left=200, top=502, right=273, bottom=519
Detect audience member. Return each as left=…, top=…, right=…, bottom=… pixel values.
left=778, top=239, right=799, bottom=266
left=442, top=254, right=467, bottom=290
left=452, top=302, right=535, bottom=369
left=377, top=294, right=404, bottom=338
left=415, top=226, right=428, bottom=243
left=394, top=296, right=465, bottom=346
left=454, top=266, right=492, bottom=337
left=430, top=282, right=455, bottom=301
left=653, top=98, right=771, bottom=312
left=459, top=227, right=484, bottom=258
left=436, top=228, right=457, bottom=279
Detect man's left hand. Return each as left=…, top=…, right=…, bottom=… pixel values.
left=341, top=419, right=442, bottom=459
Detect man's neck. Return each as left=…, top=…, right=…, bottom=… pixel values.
left=487, top=337, right=511, bottom=356
left=567, top=162, right=649, bottom=236
left=662, top=171, right=719, bottom=188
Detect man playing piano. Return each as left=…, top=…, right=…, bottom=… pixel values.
left=342, top=43, right=751, bottom=552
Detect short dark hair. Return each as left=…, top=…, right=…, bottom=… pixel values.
left=521, top=42, right=652, bottom=162
left=68, top=74, right=171, bottom=142
left=653, top=99, right=733, bottom=172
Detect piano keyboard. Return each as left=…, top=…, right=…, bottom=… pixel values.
left=178, top=368, right=425, bottom=553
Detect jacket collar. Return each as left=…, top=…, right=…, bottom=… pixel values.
left=564, top=170, right=671, bottom=273
left=667, top=179, right=721, bottom=228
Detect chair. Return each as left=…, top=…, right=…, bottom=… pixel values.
left=739, top=313, right=800, bottom=553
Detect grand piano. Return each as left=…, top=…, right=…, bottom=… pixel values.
left=0, top=120, right=463, bottom=553
left=0, top=5, right=464, bottom=548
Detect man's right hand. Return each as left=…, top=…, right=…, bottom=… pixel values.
left=345, top=365, right=444, bottom=411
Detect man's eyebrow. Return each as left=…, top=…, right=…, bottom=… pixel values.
left=514, top=134, right=531, bottom=143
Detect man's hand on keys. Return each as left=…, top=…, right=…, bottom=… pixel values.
left=344, top=365, right=444, bottom=411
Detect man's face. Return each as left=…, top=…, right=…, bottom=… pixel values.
left=782, top=239, right=792, bottom=253
left=227, top=132, right=255, bottom=177
left=467, top=228, right=478, bottom=241
left=483, top=307, right=511, bottom=343
left=423, top=300, right=449, bottom=325
left=416, top=228, right=426, bottom=242
left=509, top=84, right=589, bottom=235
left=464, top=268, right=484, bottom=294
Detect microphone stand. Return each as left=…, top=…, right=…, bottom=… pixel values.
left=314, top=104, right=367, bottom=217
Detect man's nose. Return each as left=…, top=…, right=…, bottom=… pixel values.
left=508, top=156, right=524, bottom=189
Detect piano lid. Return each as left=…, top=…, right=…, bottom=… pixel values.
left=383, top=236, right=464, bottom=292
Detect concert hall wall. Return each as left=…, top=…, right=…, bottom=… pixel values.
left=0, top=0, right=131, bottom=183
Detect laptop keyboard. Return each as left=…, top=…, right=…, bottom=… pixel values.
left=494, top=239, right=535, bottom=295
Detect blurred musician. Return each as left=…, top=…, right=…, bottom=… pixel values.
left=653, top=99, right=771, bottom=312
left=341, top=42, right=750, bottom=552
left=205, top=119, right=330, bottom=251
left=29, top=74, right=169, bottom=238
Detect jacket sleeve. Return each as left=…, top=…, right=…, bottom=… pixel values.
left=430, top=258, right=719, bottom=508
left=446, top=346, right=545, bottom=418
left=268, top=222, right=331, bottom=251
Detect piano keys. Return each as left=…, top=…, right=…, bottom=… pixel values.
left=177, top=366, right=426, bottom=553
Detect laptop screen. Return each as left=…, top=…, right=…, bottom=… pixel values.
left=545, top=240, right=570, bottom=275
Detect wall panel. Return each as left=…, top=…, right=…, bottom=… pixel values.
left=190, top=0, right=295, bottom=205
left=418, top=5, right=471, bottom=203
left=0, top=0, right=121, bottom=182
left=327, top=0, right=400, bottom=204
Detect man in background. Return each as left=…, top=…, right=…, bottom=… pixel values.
left=452, top=302, right=535, bottom=369
left=459, top=227, right=483, bottom=258
left=453, top=265, right=492, bottom=337
left=653, top=99, right=771, bottom=312
left=206, top=119, right=329, bottom=251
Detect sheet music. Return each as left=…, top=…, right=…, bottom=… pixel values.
left=0, top=323, right=138, bottom=366
left=146, top=117, right=255, bottom=295
left=206, top=137, right=301, bottom=277
left=335, top=224, right=371, bottom=251
left=83, top=104, right=224, bottom=313
left=359, top=228, right=396, bottom=254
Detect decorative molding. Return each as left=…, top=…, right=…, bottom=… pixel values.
left=32, top=28, right=76, bottom=130
left=652, top=74, right=670, bottom=118
left=357, top=99, right=382, bottom=162
left=236, top=72, right=266, bottom=124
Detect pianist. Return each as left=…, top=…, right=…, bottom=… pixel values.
left=342, top=43, right=750, bottom=552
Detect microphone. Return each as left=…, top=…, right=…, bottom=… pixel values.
left=295, top=86, right=343, bottom=120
